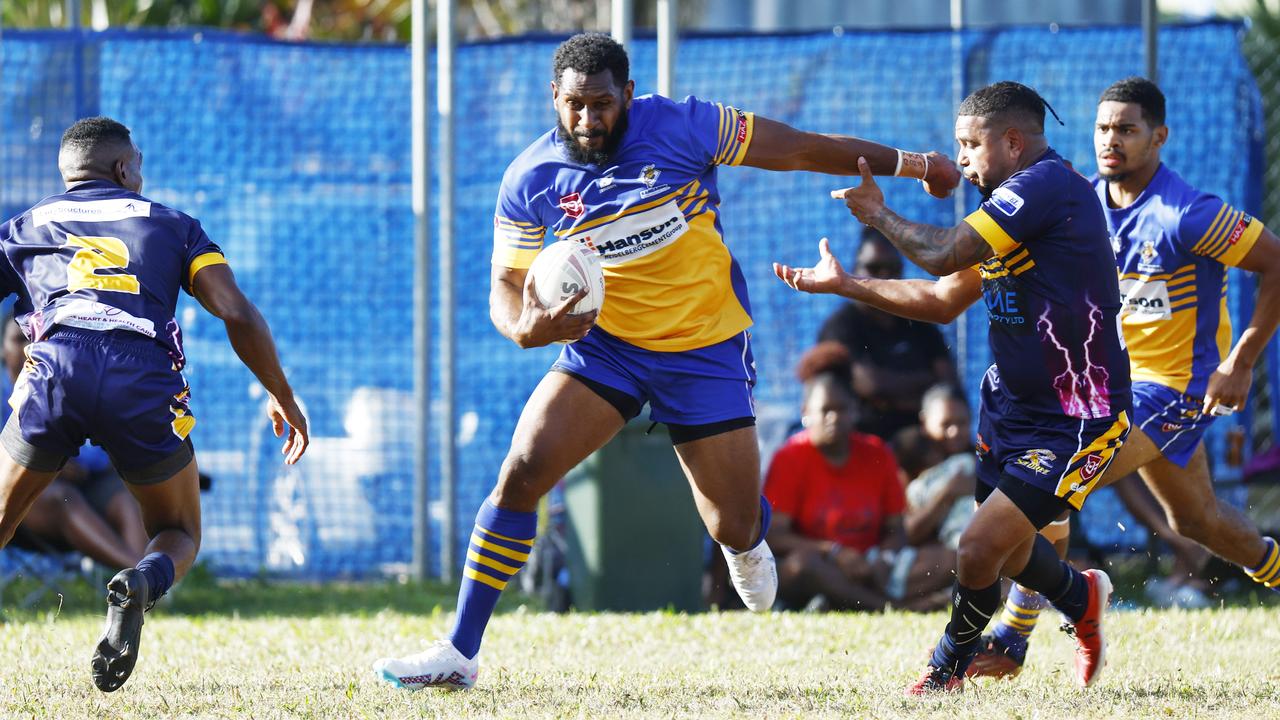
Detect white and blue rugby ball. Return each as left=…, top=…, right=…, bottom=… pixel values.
left=529, top=240, right=605, bottom=320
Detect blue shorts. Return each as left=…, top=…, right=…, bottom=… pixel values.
left=551, top=327, right=756, bottom=428
left=976, top=366, right=1130, bottom=512
left=1132, top=381, right=1213, bottom=468
left=2, top=328, right=195, bottom=484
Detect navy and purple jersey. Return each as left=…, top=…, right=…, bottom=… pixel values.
left=0, top=180, right=227, bottom=369
left=1094, top=164, right=1263, bottom=398
left=963, top=148, right=1131, bottom=421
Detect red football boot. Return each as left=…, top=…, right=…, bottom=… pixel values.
left=965, top=634, right=1025, bottom=679
left=1060, top=569, right=1113, bottom=687
left=905, top=666, right=964, bottom=696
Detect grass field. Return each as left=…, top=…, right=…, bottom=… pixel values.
left=3, top=573, right=1280, bottom=719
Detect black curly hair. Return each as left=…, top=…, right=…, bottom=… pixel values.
left=958, top=81, right=1049, bottom=132
left=61, top=116, right=132, bottom=153
left=1099, top=76, right=1166, bottom=127
left=552, top=33, right=629, bottom=87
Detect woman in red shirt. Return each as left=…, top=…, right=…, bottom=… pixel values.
left=765, top=342, right=908, bottom=611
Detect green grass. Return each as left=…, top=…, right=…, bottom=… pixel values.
left=2, top=576, right=1280, bottom=719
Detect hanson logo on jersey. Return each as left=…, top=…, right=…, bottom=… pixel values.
left=566, top=201, right=689, bottom=266
left=1119, top=278, right=1171, bottom=321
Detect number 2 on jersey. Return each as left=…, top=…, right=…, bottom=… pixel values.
left=65, top=233, right=140, bottom=294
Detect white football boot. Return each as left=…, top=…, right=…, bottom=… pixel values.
left=372, top=640, right=479, bottom=691
left=722, top=540, right=777, bottom=611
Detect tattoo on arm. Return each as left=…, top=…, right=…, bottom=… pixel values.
left=871, top=208, right=992, bottom=275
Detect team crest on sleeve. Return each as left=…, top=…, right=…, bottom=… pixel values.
left=1014, top=448, right=1057, bottom=475
left=558, top=192, right=585, bottom=219
left=990, top=187, right=1025, bottom=216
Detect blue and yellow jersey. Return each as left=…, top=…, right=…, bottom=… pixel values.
left=1094, top=164, right=1263, bottom=398
left=491, top=94, right=754, bottom=352
left=964, top=149, right=1131, bottom=420
left=0, top=180, right=227, bottom=369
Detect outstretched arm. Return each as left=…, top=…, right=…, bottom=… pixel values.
left=742, top=116, right=961, bottom=199
left=834, top=157, right=993, bottom=276
left=1203, top=227, right=1280, bottom=415
left=191, top=263, right=308, bottom=464
left=774, top=237, right=983, bottom=324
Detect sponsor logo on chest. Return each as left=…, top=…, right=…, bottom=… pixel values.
left=565, top=200, right=689, bottom=266
left=1118, top=277, right=1172, bottom=322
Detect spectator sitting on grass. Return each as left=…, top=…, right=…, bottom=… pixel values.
left=765, top=342, right=956, bottom=611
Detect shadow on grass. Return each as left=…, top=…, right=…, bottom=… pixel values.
left=0, top=563, right=539, bottom=620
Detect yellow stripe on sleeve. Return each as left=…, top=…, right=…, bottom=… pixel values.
left=188, top=252, right=228, bottom=287
left=1191, top=203, right=1230, bottom=254
left=1218, top=217, right=1264, bottom=267
left=1201, top=210, right=1243, bottom=259
left=463, top=566, right=508, bottom=591
left=964, top=209, right=1020, bottom=256
left=710, top=104, right=728, bottom=165
left=726, top=111, right=755, bottom=166
left=492, top=245, right=541, bottom=270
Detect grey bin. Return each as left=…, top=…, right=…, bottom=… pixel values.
left=562, top=421, right=705, bottom=612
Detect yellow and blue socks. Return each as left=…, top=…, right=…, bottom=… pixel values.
left=1246, top=536, right=1280, bottom=589
left=135, top=552, right=174, bottom=604
left=990, top=584, right=1045, bottom=661
left=929, top=580, right=1002, bottom=677
left=448, top=499, right=536, bottom=660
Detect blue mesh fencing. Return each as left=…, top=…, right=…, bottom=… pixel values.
left=0, top=22, right=1265, bottom=577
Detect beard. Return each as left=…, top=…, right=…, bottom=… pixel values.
left=557, top=109, right=629, bottom=166
left=1097, top=167, right=1129, bottom=183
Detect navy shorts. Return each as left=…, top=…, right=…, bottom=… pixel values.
left=976, top=366, right=1130, bottom=513
left=2, top=328, right=195, bottom=484
left=1132, top=381, right=1213, bottom=467
left=551, top=327, right=756, bottom=432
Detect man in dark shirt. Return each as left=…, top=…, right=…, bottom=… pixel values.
left=818, top=229, right=955, bottom=439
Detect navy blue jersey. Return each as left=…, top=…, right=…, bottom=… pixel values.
left=963, top=149, right=1131, bottom=420
left=0, top=180, right=226, bottom=369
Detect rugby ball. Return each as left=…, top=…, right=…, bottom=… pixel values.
left=528, top=240, right=605, bottom=317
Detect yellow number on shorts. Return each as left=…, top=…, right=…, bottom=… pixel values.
left=65, top=234, right=140, bottom=294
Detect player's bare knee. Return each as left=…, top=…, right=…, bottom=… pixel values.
left=492, top=452, right=554, bottom=511
left=954, top=536, right=1000, bottom=587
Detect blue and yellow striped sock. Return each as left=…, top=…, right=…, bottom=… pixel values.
left=990, top=584, right=1045, bottom=660
left=1246, top=536, right=1280, bottom=589
left=448, top=499, right=536, bottom=660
